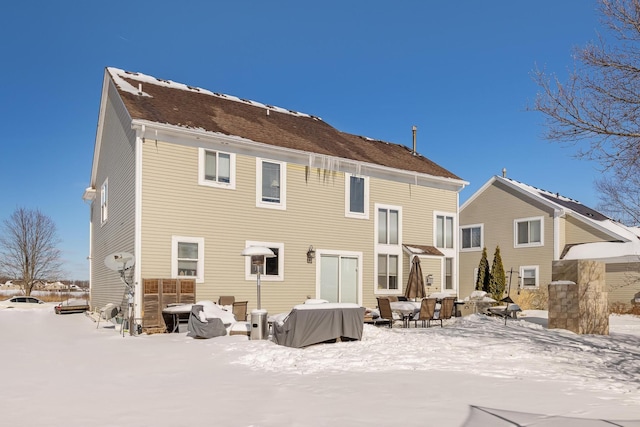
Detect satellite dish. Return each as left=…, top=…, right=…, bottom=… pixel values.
left=104, top=252, right=135, bottom=272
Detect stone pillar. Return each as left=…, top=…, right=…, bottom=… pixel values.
left=549, top=260, right=609, bottom=335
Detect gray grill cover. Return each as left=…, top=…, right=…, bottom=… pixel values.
left=187, top=305, right=227, bottom=339
left=273, top=305, right=365, bottom=348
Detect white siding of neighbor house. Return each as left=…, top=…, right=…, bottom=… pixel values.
left=459, top=180, right=555, bottom=299
left=138, top=139, right=459, bottom=313
left=89, top=81, right=137, bottom=311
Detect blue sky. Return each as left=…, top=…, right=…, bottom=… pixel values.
left=0, top=1, right=603, bottom=280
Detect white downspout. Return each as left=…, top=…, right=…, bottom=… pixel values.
left=134, top=128, right=144, bottom=319
left=553, top=209, right=563, bottom=260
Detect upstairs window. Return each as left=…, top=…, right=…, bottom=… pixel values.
left=515, top=217, right=543, bottom=247
left=256, top=159, right=286, bottom=210
left=100, top=179, right=108, bottom=225
left=198, top=148, right=235, bottom=189
left=378, top=208, right=399, bottom=245
left=436, top=214, right=454, bottom=249
left=461, top=224, right=482, bottom=251
left=345, top=174, right=369, bottom=219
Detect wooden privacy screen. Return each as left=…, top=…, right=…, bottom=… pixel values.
left=142, top=278, right=195, bottom=329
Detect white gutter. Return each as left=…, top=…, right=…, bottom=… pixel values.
left=553, top=209, right=563, bottom=260
left=130, top=120, right=469, bottom=192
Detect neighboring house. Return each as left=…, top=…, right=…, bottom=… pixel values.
left=83, top=67, right=468, bottom=320
left=459, top=174, right=640, bottom=307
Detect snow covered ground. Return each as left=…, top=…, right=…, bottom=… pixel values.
left=1, top=306, right=639, bottom=426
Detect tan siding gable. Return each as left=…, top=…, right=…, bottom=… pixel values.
left=565, top=215, right=617, bottom=244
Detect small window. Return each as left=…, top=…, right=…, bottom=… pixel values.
left=245, top=241, right=284, bottom=281
left=198, top=148, right=235, bottom=189
left=100, top=179, right=108, bottom=225
left=171, top=236, right=204, bottom=283
left=515, top=217, right=543, bottom=247
left=460, top=224, right=482, bottom=250
left=520, top=265, right=539, bottom=289
left=256, top=159, right=286, bottom=210
left=345, top=173, right=369, bottom=219
left=436, top=214, right=454, bottom=249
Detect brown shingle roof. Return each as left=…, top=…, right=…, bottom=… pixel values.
left=109, top=68, right=461, bottom=180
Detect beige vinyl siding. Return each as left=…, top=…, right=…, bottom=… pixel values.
left=90, top=81, right=137, bottom=311
left=564, top=215, right=616, bottom=244
left=605, top=263, right=640, bottom=307
left=459, top=181, right=555, bottom=299
left=421, top=257, right=443, bottom=293
left=140, top=140, right=458, bottom=313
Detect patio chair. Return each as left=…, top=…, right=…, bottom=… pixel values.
left=232, top=301, right=248, bottom=321
left=375, top=297, right=395, bottom=328
left=415, top=298, right=438, bottom=327
left=436, top=297, right=456, bottom=327
left=218, top=296, right=235, bottom=306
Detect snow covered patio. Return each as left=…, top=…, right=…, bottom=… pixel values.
left=1, top=307, right=639, bottom=426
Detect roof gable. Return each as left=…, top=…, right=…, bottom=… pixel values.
left=106, top=67, right=462, bottom=181
left=462, top=175, right=636, bottom=242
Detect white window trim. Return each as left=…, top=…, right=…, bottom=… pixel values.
left=374, top=203, right=403, bottom=295
left=244, top=240, right=284, bottom=282
left=433, top=211, right=457, bottom=253
left=171, top=236, right=204, bottom=283
left=256, top=158, right=287, bottom=210
left=344, top=173, right=369, bottom=219
left=100, top=178, right=108, bottom=225
left=460, top=223, right=483, bottom=252
left=514, top=216, right=544, bottom=248
left=519, top=265, right=540, bottom=289
left=198, top=148, right=236, bottom=189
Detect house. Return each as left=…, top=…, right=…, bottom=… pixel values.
left=83, top=67, right=468, bottom=324
left=458, top=173, right=640, bottom=308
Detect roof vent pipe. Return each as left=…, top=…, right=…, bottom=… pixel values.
left=502, top=167, right=507, bottom=178
left=412, top=125, right=417, bottom=155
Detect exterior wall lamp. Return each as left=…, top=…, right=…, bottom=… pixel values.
left=425, top=274, right=433, bottom=286
left=307, top=245, right=316, bottom=263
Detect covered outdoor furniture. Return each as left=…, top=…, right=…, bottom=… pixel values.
left=436, top=297, right=456, bottom=326
left=272, top=302, right=366, bottom=348
left=186, top=304, right=227, bottom=339
left=488, top=303, right=522, bottom=324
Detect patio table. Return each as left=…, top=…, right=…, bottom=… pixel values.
left=390, top=301, right=421, bottom=327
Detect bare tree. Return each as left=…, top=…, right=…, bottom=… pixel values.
left=0, top=208, right=63, bottom=295
left=532, top=0, right=640, bottom=225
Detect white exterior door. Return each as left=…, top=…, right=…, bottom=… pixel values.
left=319, top=254, right=359, bottom=304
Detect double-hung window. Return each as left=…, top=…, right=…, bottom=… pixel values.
left=520, top=265, right=539, bottom=289
left=198, top=148, right=235, bottom=189
left=171, top=236, right=204, bottom=283
left=460, top=224, right=483, bottom=251
left=515, top=217, right=543, bottom=247
left=256, top=159, right=286, bottom=209
left=100, top=179, right=108, bottom=225
left=244, top=241, right=284, bottom=281
left=376, top=205, right=402, bottom=292
left=436, top=214, right=454, bottom=249
left=345, top=173, right=369, bottom=219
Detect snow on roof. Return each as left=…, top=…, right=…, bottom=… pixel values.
left=498, top=176, right=638, bottom=243
left=563, top=241, right=640, bottom=263
left=107, top=67, right=314, bottom=119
